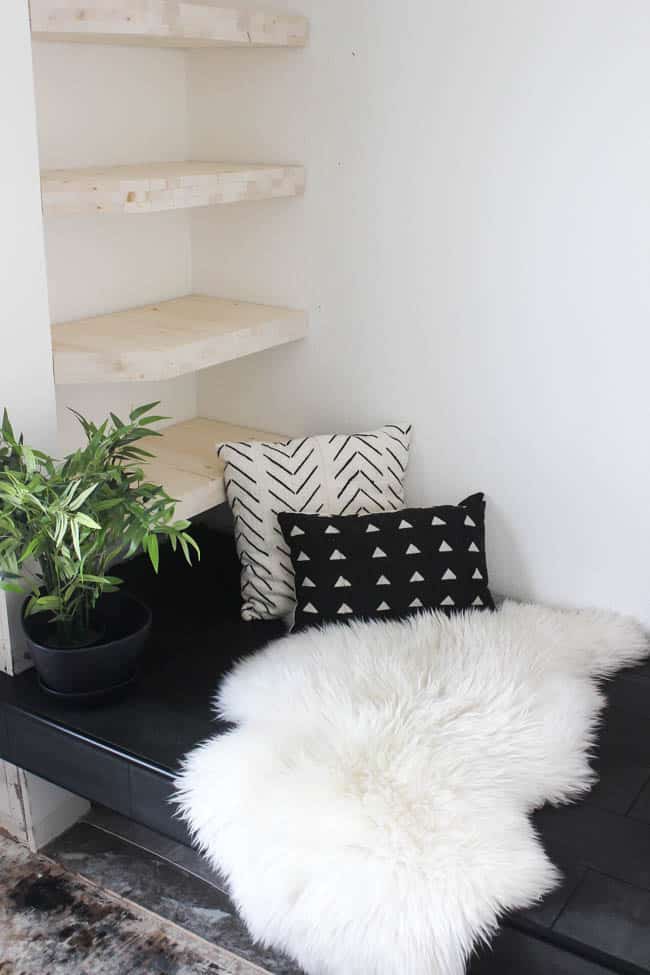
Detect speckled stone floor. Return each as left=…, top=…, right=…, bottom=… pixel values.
left=0, top=830, right=273, bottom=975
left=42, top=807, right=304, bottom=975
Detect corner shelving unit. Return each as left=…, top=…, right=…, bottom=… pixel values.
left=33, top=0, right=308, bottom=520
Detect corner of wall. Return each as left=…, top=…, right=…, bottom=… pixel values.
left=21, top=771, right=90, bottom=851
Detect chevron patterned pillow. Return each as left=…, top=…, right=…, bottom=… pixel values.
left=217, top=425, right=412, bottom=621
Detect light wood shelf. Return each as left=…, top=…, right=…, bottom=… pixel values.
left=41, top=162, right=305, bottom=216
left=30, top=1, right=308, bottom=49
left=52, top=295, right=307, bottom=384
left=142, top=417, right=284, bottom=521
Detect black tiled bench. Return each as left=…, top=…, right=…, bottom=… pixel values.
left=1, top=526, right=648, bottom=972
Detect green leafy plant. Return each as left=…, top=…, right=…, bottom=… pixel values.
left=0, top=403, right=199, bottom=646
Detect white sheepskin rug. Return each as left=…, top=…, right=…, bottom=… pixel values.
left=175, top=602, right=648, bottom=975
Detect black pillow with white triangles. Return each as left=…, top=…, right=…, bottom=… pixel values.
left=278, top=493, right=494, bottom=632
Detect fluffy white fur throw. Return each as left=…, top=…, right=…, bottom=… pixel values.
left=175, top=602, right=648, bottom=975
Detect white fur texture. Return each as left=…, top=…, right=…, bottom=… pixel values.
left=175, top=603, right=648, bottom=975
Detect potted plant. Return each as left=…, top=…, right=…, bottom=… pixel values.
left=0, top=403, right=199, bottom=700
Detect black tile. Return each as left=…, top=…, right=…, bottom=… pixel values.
left=129, top=765, right=190, bottom=845
left=586, top=762, right=650, bottom=816
left=582, top=706, right=650, bottom=814
left=470, top=927, right=616, bottom=974
left=621, top=660, right=650, bottom=684
left=535, top=804, right=650, bottom=892
left=521, top=862, right=587, bottom=928
left=630, top=779, right=650, bottom=825
left=599, top=707, right=650, bottom=766
left=605, top=676, right=650, bottom=718
left=6, top=709, right=131, bottom=815
left=554, top=870, right=650, bottom=971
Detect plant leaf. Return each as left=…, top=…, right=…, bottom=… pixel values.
left=75, top=512, right=102, bottom=530
left=129, top=402, right=161, bottom=421
left=70, top=519, right=81, bottom=560
left=146, top=534, right=159, bottom=573
left=68, top=482, right=99, bottom=511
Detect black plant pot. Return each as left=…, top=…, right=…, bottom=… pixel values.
left=22, top=591, right=152, bottom=702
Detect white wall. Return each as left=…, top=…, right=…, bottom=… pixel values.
left=0, top=9, right=59, bottom=673
left=0, top=23, right=57, bottom=455
left=190, top=0, right=650, bottom=626
left=0, top=3, right=88, bottom=845
left=21, top=3, right=650, bottom=627
left=31, top=41, right=197, bottom=451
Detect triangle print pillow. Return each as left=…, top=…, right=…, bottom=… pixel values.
left=278, top=494, right=494, bottom=632
left=217, top=424, right=412, bottom=621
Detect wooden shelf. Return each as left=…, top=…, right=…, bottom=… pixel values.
left=52, top=295, right=307, bottom=384
left=41, top=162, right=305, bottom=216
left=30, top=1, right=309, bottom=49
left=142, top=417, right=284, bottom=521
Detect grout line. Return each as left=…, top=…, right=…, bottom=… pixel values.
left=624, top=769, right=650, bottom=819
left=581, top=865, right=650, bottom=895
left=549, top=868, right=588, bottom=929
left=505, top=916, right=631, bottom=975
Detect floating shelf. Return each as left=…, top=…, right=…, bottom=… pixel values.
left=142, top=417, right=285, bottom=521
left=29, top=0, right=309, bottom=49
left=41, top=162, right=305, bottom=216
left=52, top=295, right=307, bottom=384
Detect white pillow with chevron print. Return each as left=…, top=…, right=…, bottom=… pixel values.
left=217, top=424, right=412, bottom=621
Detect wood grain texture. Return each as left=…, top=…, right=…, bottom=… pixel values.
left=41, top=162, right=306, bottom=216
left=30, top=0, right=308, bottom=48
left=0, top=594, right=11, bottom=676
left=52, top=295, right=307, bottom=384
left=0, top=762, right=30, bottom=846
left=142, top=417, right=285, bottom=521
